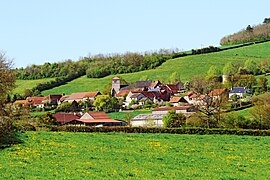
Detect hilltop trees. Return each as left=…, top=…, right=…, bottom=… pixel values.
left=220, top=18, right=270, bottom=45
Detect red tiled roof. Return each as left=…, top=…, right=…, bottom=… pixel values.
left=80, top=119, right=121, bottom=123
left=116, top=90, right=130, bottom=97
left=64, top=92, right=100, bottom=101
left=52, top=113, right=82, bottom=124
left=26, top=97, right=46, bottom=105
left=13, top=100, right=29, bottom=106
left=166, top=84, right=179, bottom=93
left=209, top=88, right=228, bottom=96
left=169, top=96, right=182, bottom=103
left=149, top=80, right=161, bottom=89
left=153, top=106, right=191, bottom=111
left=87, top=112, right=111, bottom=119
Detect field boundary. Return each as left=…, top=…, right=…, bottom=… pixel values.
left=51, top=126, right=270, bottom=136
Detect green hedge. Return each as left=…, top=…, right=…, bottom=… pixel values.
left=51, top=126, right=270, bottom=136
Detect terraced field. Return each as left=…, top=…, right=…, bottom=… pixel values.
left=0, top=131, right=269, bottom=179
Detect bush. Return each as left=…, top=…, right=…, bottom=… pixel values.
left=0, top=116, right=20, bottom=148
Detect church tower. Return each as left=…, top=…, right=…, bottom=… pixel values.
left=111, top=76, right=121, bottom=96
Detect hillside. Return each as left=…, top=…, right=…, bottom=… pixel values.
left=41, top=41, right=270, bottom=95
left=13, top=78, right=55, bottom=95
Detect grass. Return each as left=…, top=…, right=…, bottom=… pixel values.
left=14, top=78, right=55, bottom=95
left=107, top=110, right=151, bottom=121
left=0, top=131, right=269, bottom=179
left=40, top=42, right=270, bottom=95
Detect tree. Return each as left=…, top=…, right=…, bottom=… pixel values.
left=251, top=93, right=270, bottom=129
left=223, top=62, right=238, bottom=75
left=246, top=25, right=253, bottom=31
left=0, top=52, right=18, bottom=147
left=207, top=65, right=222, bottom=80
left=93, top=95, right=112, bottom=112
left=244, top=59, right=260, bottom=75
left=169, top=72, right=180, bottom=83
left=0, top=52, right=16, bottom=104
left=197, top=93, right=227, bottom=128
left=263, top=18, right=270, bottom=24
left=258, top=77, right=268, bottom=92
left=162, top=110, right=186, bottom=128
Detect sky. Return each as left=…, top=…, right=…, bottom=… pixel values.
left=0, top=0, right=269, bottom=68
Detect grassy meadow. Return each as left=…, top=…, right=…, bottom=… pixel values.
left=41, top=42, right=270, bottom=95
left=14, top=78, right=55, bottom=95
left=0, top=131, right=269, bottom=179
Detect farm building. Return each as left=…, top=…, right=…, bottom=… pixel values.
left=131, top=114, right=166, bottom=127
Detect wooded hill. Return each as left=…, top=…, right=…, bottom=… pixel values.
left=41, top=41, right=270, bottom=96
left=220, top=18, right=270, bottom=45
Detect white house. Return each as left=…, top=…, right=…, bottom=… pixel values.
left=229, top=87, right=250, bottom=99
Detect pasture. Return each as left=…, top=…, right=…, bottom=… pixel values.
left=14, top=78, right=55, bottom=95
left=41, top=42, right=270, bottom=95
left=0, top=131, right=269, bottom=179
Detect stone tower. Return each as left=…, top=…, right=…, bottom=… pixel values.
left=222, top=74, right=231, bottom=84
left=111, top=76, right=121, bottom=96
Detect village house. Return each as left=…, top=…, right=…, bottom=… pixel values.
left=209, top=88, right=229, bottom=100
left=169, top=96, right=189, bottom=107
left=184, top=92, right=205, bottom=105
left=229, top=87, right=250, bottom=99
left=52, top=111, right=125, bottom=126
left=45, top=94, right=63, bottom=106
left=26, top=96, right=47, bottom=108
left=124, top=91, right=146, bottom=107
left=60, top=91, right=101, bottom=103
left=152, top=106, right=195, bottom=117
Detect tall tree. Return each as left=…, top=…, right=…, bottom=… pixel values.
left=0, top=52, right=16, bottom=104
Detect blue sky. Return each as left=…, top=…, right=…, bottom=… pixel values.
left=0, top=0, right=269, bottom=68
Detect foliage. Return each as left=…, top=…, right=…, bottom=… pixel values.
left=55, top=102, right=76, bottom=112
left=244, top=59, right=260, bottom=75
left=223, top=62, right=238, bottom=75
left=251, top=93, right=270, bottom=129
left=0, top=52, right=16, bottom=102
left=93, top=95, right=119, bottom=112
left=162, top=110, right=186, bottom=128
left=206, top=65, right=222, bottom=79
left=0, top=52, right=18, bottom=147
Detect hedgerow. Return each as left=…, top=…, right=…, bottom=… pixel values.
left=51, top=126, right=270, bottom=136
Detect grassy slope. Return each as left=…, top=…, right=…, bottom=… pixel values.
left=13, top=78, right=55, bottom=95
left=0, top=131, right=269, bottom=179
left=41, top=42, right=270, bottom=95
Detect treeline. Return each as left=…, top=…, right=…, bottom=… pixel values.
left=220, top=18, right=270, bottom=45
left=16, top=59, right=90, bottom=80
left=16, top=49, right=178, bottom=80
left=86, top=51, right=172, bottom=78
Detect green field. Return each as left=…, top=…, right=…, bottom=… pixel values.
left=41, top=42, right=270, bottom=95
left=0, top=131, right=269, bottom=179
left=14, top=78, right=55, bottom=95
